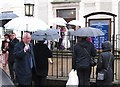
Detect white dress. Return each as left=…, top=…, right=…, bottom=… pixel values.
left=61, top=28, right=70, bottom=49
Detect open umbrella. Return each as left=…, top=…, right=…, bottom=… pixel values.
left=50, top=17, right=67, bottom=26
left=31, top=29, right=61, bottom=41
left=0, top=11, right=18, bottom=20
left=4, top=16, right=49, bottom=31
left=68, top=20, right=81, bottom=26
left=73, top=27, right=104, bottom=37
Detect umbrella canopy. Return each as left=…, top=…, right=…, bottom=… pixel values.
left=68, top=20, right=81, bottom=26
left=73, top=27, right=104, bottom=37
left=0, top=11, right=18, bottom=20
left=50, top=17, right=67, bottom=26
left=31, top=29, right=61, bottom=41
left=4, top=16, right=49, bottom=32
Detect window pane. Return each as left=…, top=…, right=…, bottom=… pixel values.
left=56, top=9, right=76, bottom=18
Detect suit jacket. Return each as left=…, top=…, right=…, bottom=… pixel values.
left=8, top=38, right=19, bottom=62
left=33, top=42, right=52, bottom=77
left=14, top=41, right=36, bottom=85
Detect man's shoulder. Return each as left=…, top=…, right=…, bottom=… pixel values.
left=15, top=41, right=24, bottom=47
left=14, top=38, right=19, bottom=42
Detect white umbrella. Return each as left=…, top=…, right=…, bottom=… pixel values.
left=31, top=29, right=61, bottom=41
left=73, top=27, right=105, bottom=37
left=4, top=16, right=49, bottom=31
left=68, top=20, right=81, bottom=26
left=51, top=17, right=67, bottom=26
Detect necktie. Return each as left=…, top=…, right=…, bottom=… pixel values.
left=30, top=56, right=33, bottom=68
left=28, top=46, right=33, bottom=69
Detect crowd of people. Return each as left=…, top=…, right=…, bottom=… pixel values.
left=1, top=32, right=53, bottom=87
left=72, top=37, right=114, bottom=87
left=0, top=30, right=114, bottom=86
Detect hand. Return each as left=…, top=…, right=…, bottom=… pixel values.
left=24, top=45, right=29, bottom=52
left=6, top=39, right=10, bottom=42
left=3, top=49, right=6, bottom=51
left=49, top=60, right=53, bottom=64
left=48, top=58, right=53, bottom=64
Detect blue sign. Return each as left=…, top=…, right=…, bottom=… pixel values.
left=89, top=19, right=110, bottom=49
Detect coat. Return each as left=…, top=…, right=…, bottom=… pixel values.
left=72, top=39, right=97, bottom=86
left=1, top=40, right=9, bottom=53
left=33, top=42, right=52, bottom=77
left=14, top=41, right=36, bottom=85
left=72, top=40, right=97, bottom=70
left=96, top=41, right=114, bottom=85
left=8, top=38, right=19, bottom=62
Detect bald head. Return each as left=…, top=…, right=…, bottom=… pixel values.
left=22, top=32, right=31, bottom=44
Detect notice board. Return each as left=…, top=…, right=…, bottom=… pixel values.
left=89, top=18, right=111, bottom=49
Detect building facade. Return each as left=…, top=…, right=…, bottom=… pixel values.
left=0, top=0, right=120, bottom=81
left=0, top=0, right=119, bottom=45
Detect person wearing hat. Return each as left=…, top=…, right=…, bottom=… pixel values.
left=96, top=41, right=114, bottom=86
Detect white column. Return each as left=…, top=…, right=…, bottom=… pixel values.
left=118, top=1, right=120, bottom=81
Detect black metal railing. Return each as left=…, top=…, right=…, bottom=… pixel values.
left=48, top=50, right=119, bottom=80
left=48, top=35, right=119, bottom=80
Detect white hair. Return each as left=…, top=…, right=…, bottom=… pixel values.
left=22, top=32, right=31, bottom=38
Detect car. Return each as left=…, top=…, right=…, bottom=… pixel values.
left=0, top=67, right=15, bottom=87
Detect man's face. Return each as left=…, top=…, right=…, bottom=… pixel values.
left=24, top=35, right=31, bottom=44
left=10, top=34, right=15, bottom=40
left=4, top=36, right=8, bottom=40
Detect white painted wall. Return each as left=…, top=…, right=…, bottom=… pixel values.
left=34, top=0, right=48, bottom=24
left=0, top=0, right=119, bottom=38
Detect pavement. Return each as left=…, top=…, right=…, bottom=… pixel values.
left=0, top=54, right=10, bottom=76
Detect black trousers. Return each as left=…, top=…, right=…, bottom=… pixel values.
left=34, top=76, right=47, bottom=86
left=77, top=67, right=91, bottom=87
left=17, top=84, right=32, bottom=87
left=8, top=61, right=15, bottom=80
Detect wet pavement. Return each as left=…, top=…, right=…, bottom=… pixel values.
left=0, top=54, right=10, bottom=76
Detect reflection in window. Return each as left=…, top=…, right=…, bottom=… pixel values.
left=56, top=8, right=76, bottom=18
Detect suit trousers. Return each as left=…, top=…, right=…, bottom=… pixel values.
left=8, top=61, right=15, bottom=80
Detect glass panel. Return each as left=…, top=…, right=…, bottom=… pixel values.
left=56, top=9, right=76, bottom=18
left=25, top=5, right=29, bottom=16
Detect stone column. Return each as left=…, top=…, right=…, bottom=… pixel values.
left=118, top=1, right=120, bottom=82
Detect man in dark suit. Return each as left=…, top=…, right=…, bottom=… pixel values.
left=33, top=41, right=52, bottom=86
left=8, top=33, right=19, bottom=81
left=14, top=32, right=36, bottom=86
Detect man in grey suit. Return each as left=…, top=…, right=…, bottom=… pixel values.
left=14, top=32, right=36, bottom=86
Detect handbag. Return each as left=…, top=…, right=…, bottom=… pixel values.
left=97, top=70, right=106, bottom=80
left=97, top=56, right=111, bottom=81
left=84, top=48, right=97, bottom=67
